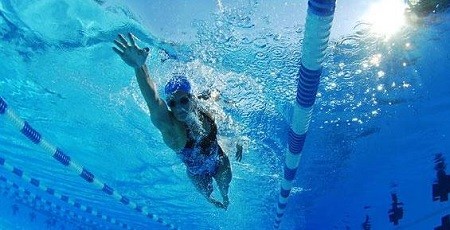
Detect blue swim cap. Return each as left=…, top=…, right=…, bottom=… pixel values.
left=164, top=75, right=192, bottom=97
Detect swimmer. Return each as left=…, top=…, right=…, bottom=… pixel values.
left=113, top=33, right=243, bottom=209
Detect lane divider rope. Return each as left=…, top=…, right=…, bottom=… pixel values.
left=0, top=96, right=178, bottom=229
left=274, top=0, right=337, bottom=228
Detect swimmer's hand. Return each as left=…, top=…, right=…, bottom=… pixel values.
left=197, top=89, right=220, bottom=102
left=113, top=33, right=150, bottom=69
left=235, top=143, right=243, bottom=162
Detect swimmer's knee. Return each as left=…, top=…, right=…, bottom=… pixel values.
left=200, top=181, right=213, bottom=197
left=216, top=175, right=231, bottom=190
left=190, top=176, right=213, bottom=196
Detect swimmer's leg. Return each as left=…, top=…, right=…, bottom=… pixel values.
left=213, top=154, right=232, bottom=209
left=187, top=172, right=225, bottom=209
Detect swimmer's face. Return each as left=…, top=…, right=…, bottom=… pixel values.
left=166, top=91, right=193, bottom=121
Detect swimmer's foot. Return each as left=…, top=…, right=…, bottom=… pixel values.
left=208, top=197, right=226, bottom=209
left=223, top=196, right=229, bottom=210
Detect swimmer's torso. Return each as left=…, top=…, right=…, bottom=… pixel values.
left=176, top=111, right=222, bottom=175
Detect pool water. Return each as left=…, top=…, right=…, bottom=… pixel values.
left=1, top=0, right=450, bottom=229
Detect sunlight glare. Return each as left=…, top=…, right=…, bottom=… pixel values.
left=369, top=53, right=382, bottom=66
left=362, top=0, right=407, bottom=38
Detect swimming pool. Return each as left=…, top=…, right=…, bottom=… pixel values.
left=1, top=0, right=450, bottom=229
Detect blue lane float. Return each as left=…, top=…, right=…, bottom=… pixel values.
left=0, top=156, right=133, bottom=229
left=274, top=0, right=336, bottom=228
left=0, top=96, right=178, bottom=230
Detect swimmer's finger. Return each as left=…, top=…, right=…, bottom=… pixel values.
left=112, top=47, right=123, bottom=57
left=114, top=40, right=126, bottom=51
left=235, top=150, right=242, bottom=162
left=140, top=47, right=150, bottom=56
left=117, top=34, right=129, bottom=47
left=128, top=33, right=137, bottom=47
left=235, top=143, right=243, bottom=161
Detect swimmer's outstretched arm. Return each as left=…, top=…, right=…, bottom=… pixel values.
left=112, top=33, right=172, bottom=131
